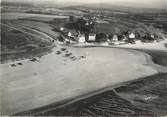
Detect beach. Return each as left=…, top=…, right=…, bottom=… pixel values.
left=1, top=45, right=161, bottom=115
left=20, top=73, right=167, bottom=116
left=14, top=47, right=167, bottom=116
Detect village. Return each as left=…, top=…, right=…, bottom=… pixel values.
left=56, top=15, right=162, bottom=46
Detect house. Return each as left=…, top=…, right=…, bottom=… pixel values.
left=68, top=32, right=72, bottom=37
left=85, top=22, right=89, bottom=26
left=122, top=35, right=127, bottom=41
left=59, top=31, right=77, bottom=43
left=78, top=33, right=96, bottom=43
left=129, top=33, right=135, bottom=39
left=78, top=35, right=86, bottom=43
left=113, top=35, right=118, bottom=41
left=89, top=34, right=96, bottom=41
left=150, top=34, right=155, bottom=39
left=118, top=34, right=125, bottom=41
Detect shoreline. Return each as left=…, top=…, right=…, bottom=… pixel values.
left=73, top=40, right=167, bottom=68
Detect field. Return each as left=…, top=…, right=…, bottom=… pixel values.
left=1, top=13, right=69, bottom=20
left=1, top=21, right=55, bottom=63
left=0, top=12, right=70, bottom=63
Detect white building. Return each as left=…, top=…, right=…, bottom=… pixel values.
left=129, top=33, right=135, bottom=39
left=78, top=34, right=96, bottom=43
left=89, top=35, right=96, bottom=41
left=68, top=32, right=72, bottom=37
left=78, top=36, right=86, bottom=43
left=121, top=35, right=127, bottom=41
left=85, top=22, right=89, bottom=26
left=151, top=34, right=155, bottom=39
left=113, top=35, right=118, bottom=41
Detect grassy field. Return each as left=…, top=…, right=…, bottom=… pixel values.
left=1, top=20, right=54, bottom=63
left=1, top=11, right=71, bottom=63
left=1, top=12, right=69, bottom=20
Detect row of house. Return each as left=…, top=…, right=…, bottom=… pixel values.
left=59, top=26, right=157, bottom=44
left=60, top=27, right=136, bottom=43
left=77, top=32, right=136, bottom=43
left=59, top=15, right=157, bottom=44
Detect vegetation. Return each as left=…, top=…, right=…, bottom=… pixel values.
left=1, top=22, right=54, bottom=63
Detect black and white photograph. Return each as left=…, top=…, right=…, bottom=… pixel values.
left=0, top=0, right=167, bottom=116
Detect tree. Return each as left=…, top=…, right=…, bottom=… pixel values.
left=108, top=34, right=113, bottom=41
left=95, top=33, right=107, bottom=42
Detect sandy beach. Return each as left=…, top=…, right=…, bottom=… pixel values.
left=13, top=43, right=167, bottom=116
left=1, top=43, right=163, bottom=115
left=20, top=73, right=167, bottom=116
